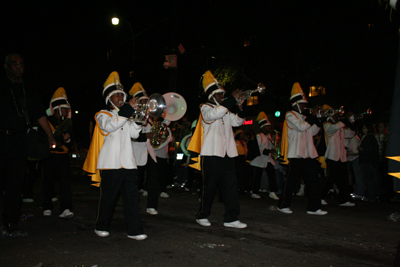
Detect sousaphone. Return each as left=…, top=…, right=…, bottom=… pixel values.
left=151, top=92, right=187, bottom=150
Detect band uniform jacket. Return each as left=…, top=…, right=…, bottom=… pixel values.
left=286, top=110, right=320, bottom=159
left=96, top=109, right=142, bottom=169
left=132, top=121, right=157, bottom=166
left=200, top=102, right=244, bottom=158
left=323, top=121, right=349, bottom=162
left=250, top=132, right=275, bottom=168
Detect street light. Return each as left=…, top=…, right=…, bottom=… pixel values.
left=111, top=17, right=119, bottom=25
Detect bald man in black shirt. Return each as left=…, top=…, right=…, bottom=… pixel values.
left=0, top=53, right=56, bottom=237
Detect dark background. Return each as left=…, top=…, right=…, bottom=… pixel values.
left=1, top=0, right=398, bottom=147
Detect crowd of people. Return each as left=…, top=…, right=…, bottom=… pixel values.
left=0, top=53, right=397, bottom=240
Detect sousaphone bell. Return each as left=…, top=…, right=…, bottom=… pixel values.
left=151, top=92, right=187, bottom=150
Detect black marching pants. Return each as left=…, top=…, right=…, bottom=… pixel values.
left=252, top=163, right=278, bottom=194
left=321, top=159, right=351, bottom=204
left=137, top=155, right=159, bottom=209
left=95, top=169, right=144, bottom=236
left=196, top=156, right=240, bottom=223
left=278, top=158, right=322, bottom=212
left=42, top=153, right=72, bottom=212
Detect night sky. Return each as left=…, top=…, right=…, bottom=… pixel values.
left=1, top=1, right=398, bottom=146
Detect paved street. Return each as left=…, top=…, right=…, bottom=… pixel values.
left=1, top=172, right=399, bottom=267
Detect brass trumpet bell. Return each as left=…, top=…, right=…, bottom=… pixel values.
left=147, top=93, right=166, bottom=118
left=124, top=93, right=166, bottom=122
left=236, top=83, right=266, bottom=103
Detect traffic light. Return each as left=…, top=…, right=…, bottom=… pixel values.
left=275, top=111, right=281, bottom=117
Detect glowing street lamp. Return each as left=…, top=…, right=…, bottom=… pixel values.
left=111, top=17, right=119, bottom=25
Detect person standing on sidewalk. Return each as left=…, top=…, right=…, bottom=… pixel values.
left=0, top=53, right=56, bottom=237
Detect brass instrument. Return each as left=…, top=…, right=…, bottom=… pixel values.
left=325, top=106, right=345, bottom=117
left=271, top=130, right=281, bottom=160
left=341, top=108, right=372, bottom=123
left=151, top=92, right=187, bottom=150
left=151, top=121, right=172, bottom=149
left=120, top=93, right=166, bottom=122
left=354, top=108, right=372, bottom=119
left=236, top=83, right=266, bottom=103
left=305, top=106, right=345, bottom=118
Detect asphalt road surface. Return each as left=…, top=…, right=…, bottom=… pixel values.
left=1, top=172, right=399, bottom=267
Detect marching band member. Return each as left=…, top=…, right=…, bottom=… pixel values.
left=129, top=82, right=159, bottom=215
left=182, top=120, right=201, bottom=193
left=234, top=129, right=248, bottom=195
left=278, top=83, right=327, bottom=215
left=154, top=119, right=174, bottom=198
left=42, top=87, right=74, bottom=218
left=191, top=70, right=247, bottom=229
left=320, top=104, right=355, bottom=207
left=84, top=72, right=146, bottom=240
left=249, top=112, right=279, bottom=200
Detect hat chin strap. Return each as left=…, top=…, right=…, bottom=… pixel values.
left=58, top=108, right=64, bottom=120
left=110, top=101, right=120, bottom=111
left=296, top=103, right=302, bottom=114
left=211, top=95, right=220, bottom=106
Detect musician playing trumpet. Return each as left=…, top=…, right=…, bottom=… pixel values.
left=277, top=83, right=326, bottom=215
left=89, top=71, right=146, bottom=240
left=193, top=70, right=247, bottom=229
left=320, top=104, right=355, bottom=207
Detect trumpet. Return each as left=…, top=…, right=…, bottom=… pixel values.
left=356, top=108, right=372, bottom=118
left=120, top=93, right=166, bottom=122
left=305, top=106, right=345, bottom=118
left=236, top=83, right=266, bottom=103
left=341, top=109, right=372, bottom=123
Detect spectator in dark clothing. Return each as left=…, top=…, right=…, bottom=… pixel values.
left=0, top=53, right=56, bottom=237
left=358, top=123, right=380, bottom=202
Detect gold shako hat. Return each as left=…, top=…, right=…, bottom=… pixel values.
left=49, top=87, right=71, bottom=118
left=290, top=82, right=308, bottom=106
left=256, top=111, right=271, bottom=128
left=103, top=71, right=127, bottom=104
left=201, top=70, right=225, bottom=100
left=129, top=82, right=149, bottom=100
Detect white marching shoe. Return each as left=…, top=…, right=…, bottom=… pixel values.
left=94, top=229, right=109, bottom=237
left=196, top=218, right=211, bottom=227
left=128, top=234, right=147, bottom=240
left=307, top=209, right=328, bottom=215
left=223, top=220, right=247, bottom=229
left=146, top=208, right=158, bottom=215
